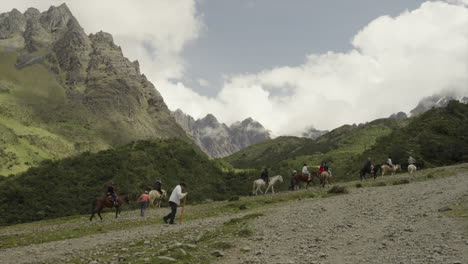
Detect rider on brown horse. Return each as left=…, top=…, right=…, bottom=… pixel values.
left=107, top=181, right=117, bottom=206
left=302, top=164, right=310, bottom=180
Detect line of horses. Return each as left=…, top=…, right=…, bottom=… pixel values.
left=90, top=189, right=167, bottom=221
left=251, top=170, right=333, bottom=195
left=360, top=163, right=418, bottom=180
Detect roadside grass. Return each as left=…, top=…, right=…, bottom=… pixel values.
left=443, top=199, right=468, bottom=234
left=0, top=164, right=465, bottom=250
left=65, top=213, right=265, bottom=264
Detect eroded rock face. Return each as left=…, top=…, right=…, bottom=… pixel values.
left=0, top=4, right=189, bottom=173
left=173, top=110, right=271, bottom=157
left=410, top=94, right=468, bottom=116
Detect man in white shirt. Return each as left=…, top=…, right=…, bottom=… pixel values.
left=163, top=183, right=187, bottom=224
left=302, top=163, right=310, bottom=180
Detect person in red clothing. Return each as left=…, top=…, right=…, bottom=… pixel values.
left=318, top=162, right=325, bottom=176
left=138, top=191, right=150, bottom=217
left=107, top=181, right=117, bottom=206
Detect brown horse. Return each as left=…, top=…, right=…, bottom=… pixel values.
left=290, top=172, right=319, bottom=190
left=320, top=170, right=332, bottom=187
left=90, top=193, right=130, bottom=221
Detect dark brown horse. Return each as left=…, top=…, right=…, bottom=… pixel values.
left=90, top=193, right=130, bottom=221
left=290, top=172, right=319, bottom=190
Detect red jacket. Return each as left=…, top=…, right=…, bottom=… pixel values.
left=319, top=166, right=324, bottom=174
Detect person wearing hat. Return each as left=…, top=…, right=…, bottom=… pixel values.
left=138, top=191, right=150, bottom=217
left=163, top=183, right=187, bottom=224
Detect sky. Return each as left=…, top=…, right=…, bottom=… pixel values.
left=1, top=0, right=468, bottom=136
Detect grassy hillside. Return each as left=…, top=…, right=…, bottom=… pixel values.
left=356, top=100, right=468, bottom=171
left=0, top=139, right=254, bottom=225
left=0, top=7, right=190, bottom=175
left=225, top=101, right=468, bottom=183
left=224, top=118, right=406, bottom=180
left=223, top=136, right=332, bottom=169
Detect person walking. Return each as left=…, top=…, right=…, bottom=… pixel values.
left=138, top=191, right=150, bottom=217
left=163, top=183, right=187, bottom=224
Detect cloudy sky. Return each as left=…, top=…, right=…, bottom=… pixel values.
left=2, top=0, right=468, bottom=135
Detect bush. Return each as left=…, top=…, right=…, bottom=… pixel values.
left=355, top=183, right=363, bottom=188
left=328, top=185, right=348, bottom=194
left=228, top=196, right=240, bottom=202
left=373, top=182, right=387, bottom=187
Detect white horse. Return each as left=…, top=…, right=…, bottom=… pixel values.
left=252, top=175, right=283, bottom=195
left=149, top=189, right=167, bottom=207
left=407, top=164, right=417, bottom=175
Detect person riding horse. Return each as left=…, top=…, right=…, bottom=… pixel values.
left=323, top=162, right=329, bottom=172
left=107, top=181, right=117, bottom=206
left=261, top=168, right=270, bottom=185
left=318, top=162, right=325, bottom=177
left=386, top=157, right=395, bottom=169
left=154, top=180, right=163, bottom=195
left=408, top=156, right=416, bottom=165
left=302, top=164, right=311, bottom=181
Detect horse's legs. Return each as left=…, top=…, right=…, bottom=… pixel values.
left=90, top=211, right=95, bottom=221
left=98, top=210, right=103, bottom=221
left=271, top=185, right=275, bottom=194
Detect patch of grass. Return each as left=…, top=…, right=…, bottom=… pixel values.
left=238, top=227, right=254, bottom=237
left=392, top=179, right=410, bottom=185
left=328, top=185, right=348, bottom=194
left=355, top=183, right=363, bottom=188
left=213, top=241, right=233, bottom=249
left=224, top=213, right=264, bottom=226
left=372, top=182, right=387, bottom=187
left=228, top=196, right=240, bottom=201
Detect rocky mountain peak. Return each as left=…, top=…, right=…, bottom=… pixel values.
left=0, top=8, right=26, bottom=39
left=41, top=3, right=75, bottom=33
left=173, top=110, right=271, bottom=157
left=389, top=111, right=408, bottom=119
left=199, top=114, right=220, bottom=128
left=410, top=94, right=468, bottom=116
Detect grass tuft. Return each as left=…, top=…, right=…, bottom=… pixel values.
left=328, top=185, right=348, bottom=194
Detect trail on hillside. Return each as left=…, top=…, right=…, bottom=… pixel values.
left=221, top=171, right=468, bottom=264
left=0, top=167, right=467, bottom=264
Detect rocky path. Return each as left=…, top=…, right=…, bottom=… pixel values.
left=222, top=171, right=468, bottom=264
left=1, top=166, right=467, bottom=264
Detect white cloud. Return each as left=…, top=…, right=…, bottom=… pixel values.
left=2, top=1, right=467, bottom=137
left=159, top=1, right=468, bottom=135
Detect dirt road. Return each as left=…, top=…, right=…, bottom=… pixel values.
left=222, top=169, right=468, bottom=264
left=1, top=165, right=467, bottom=264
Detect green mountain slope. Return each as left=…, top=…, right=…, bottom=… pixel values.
left=224, top=118, right=406, bottom=172
left=0, top=5, right=189, bottom=176
left=356, top=100, right=468, bottom=170
left=225, top=101, right=467, bottom=183
left=0, top=139, right=249, bottom=225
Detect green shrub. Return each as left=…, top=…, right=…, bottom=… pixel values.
left=328, top=185, right=348, bottom=194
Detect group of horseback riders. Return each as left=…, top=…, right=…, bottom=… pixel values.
left=260, top=162, right=330, bottom=187
left=362, top=155, right=417, bottom=178
left=105, top=179, right=164, bottom=206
